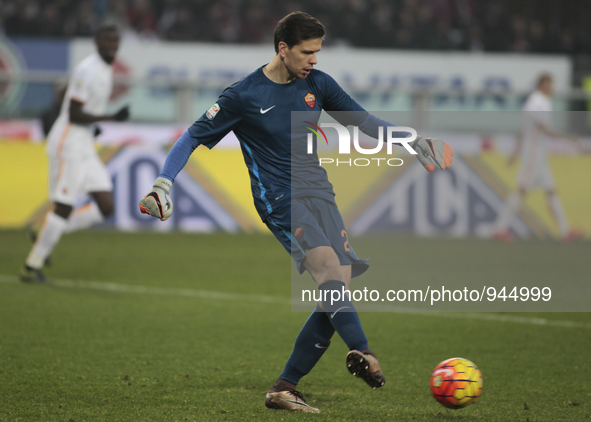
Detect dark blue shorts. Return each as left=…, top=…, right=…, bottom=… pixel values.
left=264, top=196, right=369, bottom=278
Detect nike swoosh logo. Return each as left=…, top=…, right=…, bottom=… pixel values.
left=433, top=368, right=454, bottom=377
left=314, top=343, right=328, bottom=349
left=260, top=105, right=276, bottom=114
left=331, top=306, right=350, bottom=318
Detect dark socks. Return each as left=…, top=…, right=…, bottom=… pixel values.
left=318, top=279, right=369, bottom=352
left=276, top=280, right=370, bottom=387
left=278, top=304, right=335, bottom=385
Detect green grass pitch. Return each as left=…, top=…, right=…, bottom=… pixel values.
left=1, top=229, right=590, bottom=421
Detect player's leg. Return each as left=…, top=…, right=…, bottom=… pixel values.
left=303, top=244, right=344, bottom=284
left=538, top=166, right=580, bottom=241
left=272, top=261, right=352, bottom=387
left=265, top=207, right=366, bottom=411
left=333, top=263, right=386, bottom=387
left=64, top=154, right=113, bottom=233
left=265, top=199, right=381, bottom=412
left=304, top=246, right=368, bottom=349
left=263, top=216, right=326, bottom=412
left=317, top=201, right=384, bottom=388
left=546, top=188, right=567, bottom=235
left=91, top=191, right=114, bottom=216
left=21, top=202, right=71, bottom=283
left=495, top=181, right=529, bottom=239
left=545, top=189, right=581, bottom=241
left=304, top=246, right=384, bottom=388
left=494, top=158, right=537, bottom=241
left=21, top=154, right=83, bottom=282
left=493, top=190, right=523, bottom=241
left=265, top=302, right=331, bottom=413
left=63, top=191, right=113, bottom=233
left=494, top=164, right=533, bottom=242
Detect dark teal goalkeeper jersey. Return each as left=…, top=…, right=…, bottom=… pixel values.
left=160, top=66, right=393, bottom=221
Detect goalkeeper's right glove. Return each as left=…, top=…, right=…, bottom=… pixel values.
left=139, top=177, right=174, bottom=221
left=410, top=136, right=454, bottom=172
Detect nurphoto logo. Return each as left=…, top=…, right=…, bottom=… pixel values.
left=306, top=122, right=417, bottom=167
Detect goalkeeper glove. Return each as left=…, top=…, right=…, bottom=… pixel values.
left=410, top=137, right=454, bottom=172
left=139, top=177, right=174, bottom=221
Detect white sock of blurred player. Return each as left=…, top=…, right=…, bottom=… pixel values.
left=64, top=202, right=104, bottom=233
left=547, top=193, right=569, bottom=236
left=26, top=203, right=105, bottom=269
left=495, top=192, right=522, bottom=232
left=26, top=212, right=67, bottom=269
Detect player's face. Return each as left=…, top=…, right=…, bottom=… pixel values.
left=540, top=79, right=553, bottom=96
left=282, top=38, right=322, bottom=79
left=96, top=30, right=120, bottom=65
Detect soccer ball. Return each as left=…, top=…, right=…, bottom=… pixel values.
left=430, top=357, right=483, bottom=409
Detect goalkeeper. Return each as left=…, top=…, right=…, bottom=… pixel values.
left=140, top=11, right=453, bottom=414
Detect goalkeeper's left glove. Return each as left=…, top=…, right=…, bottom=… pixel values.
left=139, top=177, right=174, bottom=221
left=410, top=137, right=454, bottom=172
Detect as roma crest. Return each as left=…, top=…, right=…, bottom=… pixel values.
left=304, top=93, right=316, bottom=109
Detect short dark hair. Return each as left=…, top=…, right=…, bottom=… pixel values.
left=273, top=12, right=325, bottom=53
left=95, top=24, right=119, bottom=40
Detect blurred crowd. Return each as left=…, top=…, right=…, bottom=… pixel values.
left=1, top=0, right=589, bottom=55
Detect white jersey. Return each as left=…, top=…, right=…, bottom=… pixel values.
left=46, top=53, right=113, bottom=158
left=517, top=90, right=554, bottom=190
left=520, top=90, right=552, bottom=163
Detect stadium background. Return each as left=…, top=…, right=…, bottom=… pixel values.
left=2, top=2, right=591, bottom=421
left=1, top=1, right=591, bottom=238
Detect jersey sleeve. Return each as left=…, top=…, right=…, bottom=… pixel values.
left=187, top=87, right=244, bottom=149
left=319, top=71, right=409, bottom=139
left=319, top=71, right=366, bottom=117
left=159, top=87, right=244, bottom=182
left=68, top=65, right=91, bottom=104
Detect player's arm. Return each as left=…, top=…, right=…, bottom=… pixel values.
left=67, top=66, right=129, bottom=124
left=535, top=121, right=579, bottom=145
left=535, top=120, right=568, bottom=139
left=320, top=72, right=453, bottom=172
left=139, top=89, right=243, bottom=221
left=69, top=100, right=129, bottom=124
left=356, top=113, right=453, bottom=171
left=527, top=108, right=578, bottom=144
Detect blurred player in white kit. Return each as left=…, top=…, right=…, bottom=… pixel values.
left=493, top=73, right=582, bottom=242
left=21, top=25, right=130, bottom=282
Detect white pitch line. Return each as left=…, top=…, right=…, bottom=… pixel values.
left=1, top=274, right=590, bottom=329
left=0, top=274, right=288, bottom=305
left=426, top=312, right=591, bottom=329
